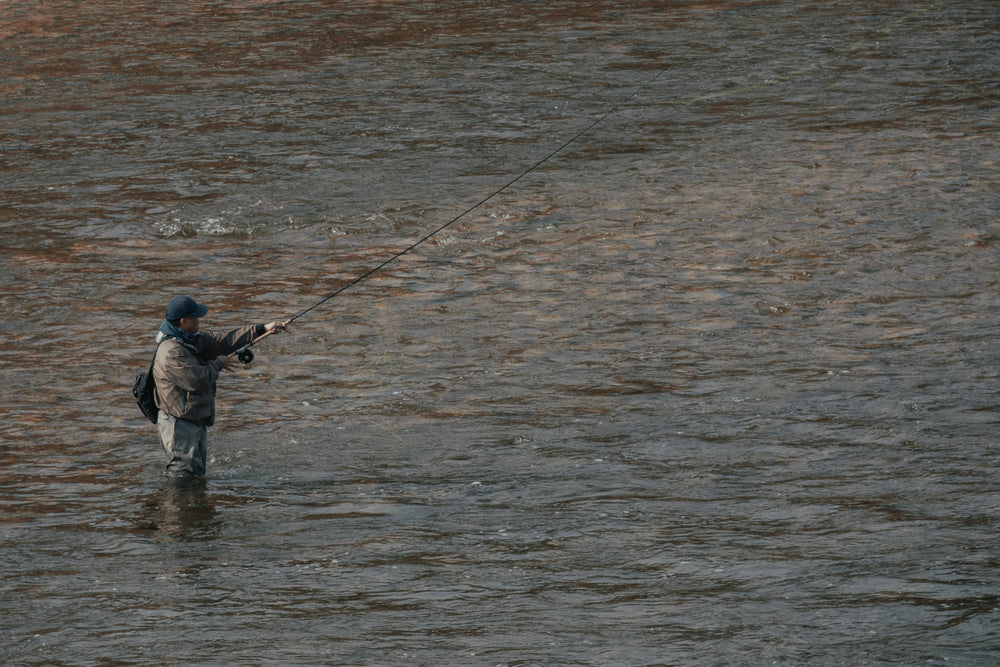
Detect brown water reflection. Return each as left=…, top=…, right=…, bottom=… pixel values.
left=136, top=479, right=223, bottom=540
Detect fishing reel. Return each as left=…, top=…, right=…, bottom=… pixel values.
left=234, top=322, right=289, bottom=365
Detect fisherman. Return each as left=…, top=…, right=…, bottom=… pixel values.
left=152, top=295, right=289, bottom=478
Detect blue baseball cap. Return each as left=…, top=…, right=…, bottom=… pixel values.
left=166, top=295, right=209, bottom=321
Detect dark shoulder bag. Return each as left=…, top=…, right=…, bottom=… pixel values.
left=132, top=341, right=164, bottom=424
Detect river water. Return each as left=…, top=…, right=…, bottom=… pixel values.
left=2, top=1, right=998, bottom=665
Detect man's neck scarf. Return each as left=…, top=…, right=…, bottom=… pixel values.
left=157, top=319, right=200, bottom=347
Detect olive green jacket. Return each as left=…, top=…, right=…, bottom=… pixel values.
left=152, top=324, right=265, bottom=426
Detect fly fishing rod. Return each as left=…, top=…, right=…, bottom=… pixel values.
left=238, top=2, right=944, bottom=365
left=236, top=65, right=673, bottom=364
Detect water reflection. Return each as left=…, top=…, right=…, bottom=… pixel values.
left=138, top=478, right=221, bottom=541
left=2, top=0, right=998, bottom=664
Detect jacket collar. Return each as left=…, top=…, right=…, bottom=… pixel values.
left=157, top=319, right=201, bottom=350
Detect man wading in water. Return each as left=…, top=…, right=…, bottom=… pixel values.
left=153, top=295, right=289, bottom=478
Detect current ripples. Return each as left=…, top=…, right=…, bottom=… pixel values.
left=2, top=0, right=1000, bottom=665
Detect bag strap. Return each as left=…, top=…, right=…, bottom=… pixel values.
left=147, top=339, right=167, bottom=376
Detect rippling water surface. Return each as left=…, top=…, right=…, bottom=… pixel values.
left=2, top=1, right=998, bottom=664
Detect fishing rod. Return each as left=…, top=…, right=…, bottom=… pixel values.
left=240, top=2, right=942, bottom=365
left=236, top=65, right=673, bottom=364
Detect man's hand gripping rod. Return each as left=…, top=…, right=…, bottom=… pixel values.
left=236, top=321, right=290, bottom=364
